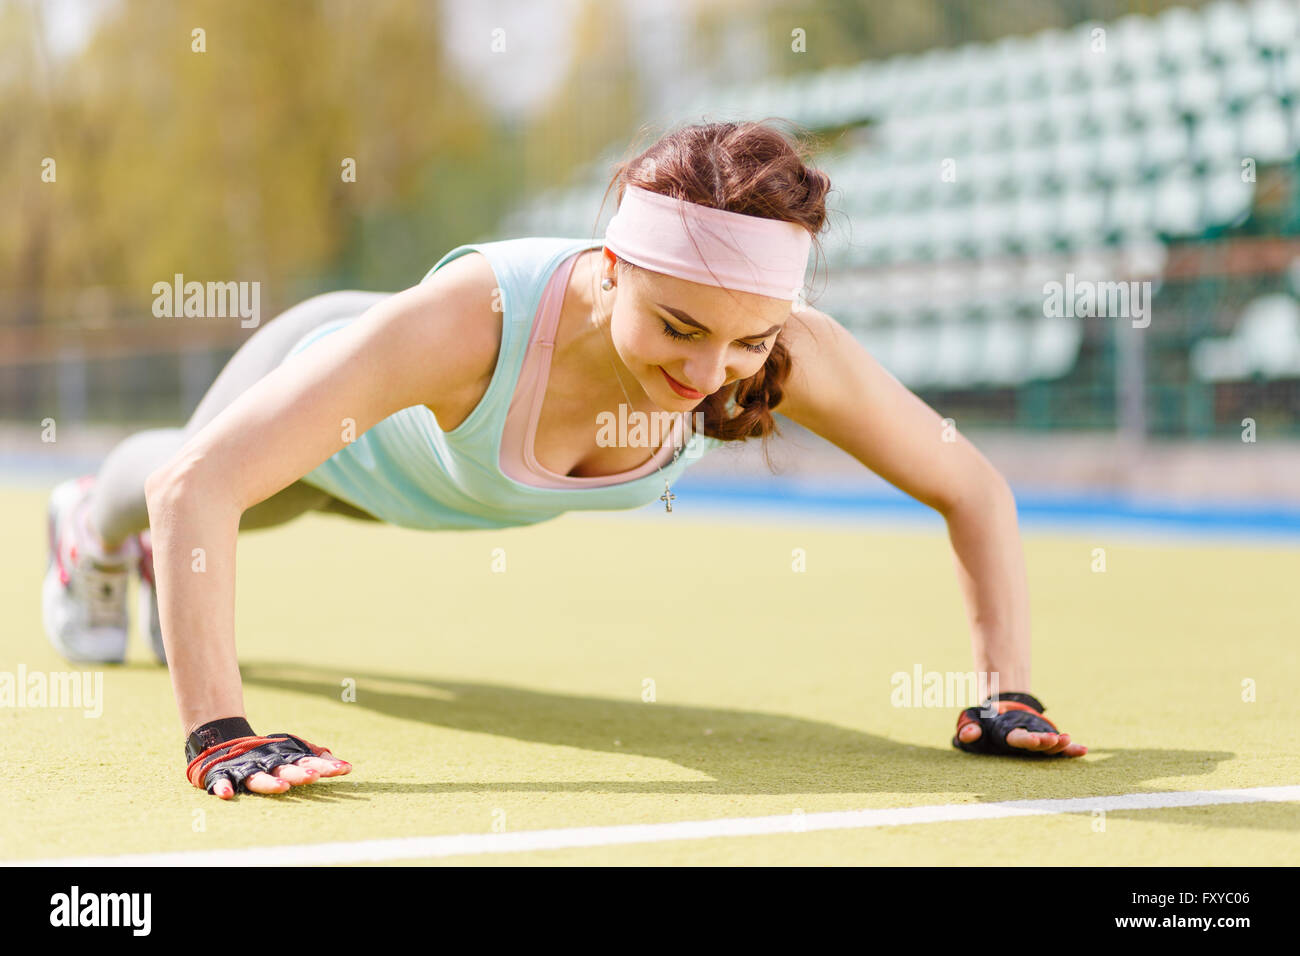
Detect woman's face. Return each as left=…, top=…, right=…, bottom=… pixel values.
left=602, top=249, right=792, bottom=408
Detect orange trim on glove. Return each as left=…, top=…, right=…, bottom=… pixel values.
left=957, top=699, right=1060, bottom=734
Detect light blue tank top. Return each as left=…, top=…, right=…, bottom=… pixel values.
left=283, top=236, right=724, bottom=531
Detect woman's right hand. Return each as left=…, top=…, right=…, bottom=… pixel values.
left=215, top=753, right=353, bottom=799
left=186, top=729, right=352, bottom=798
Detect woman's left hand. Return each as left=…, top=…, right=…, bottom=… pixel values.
left=952, top=692, right=1087, bottom=758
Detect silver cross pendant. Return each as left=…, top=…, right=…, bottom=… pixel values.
left=660, top=481, right=675, bottom=513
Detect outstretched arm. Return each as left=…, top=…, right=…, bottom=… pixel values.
left=775, top=307, right=1084, bottom=757
left=147, top=254, right=509, bottom=795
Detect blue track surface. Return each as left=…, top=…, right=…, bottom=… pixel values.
left=6, top=453, right=1300, bottom=541
left=670, top=475, right=1300, bottom=542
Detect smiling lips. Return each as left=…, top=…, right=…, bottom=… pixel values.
left=659, top=367, right=704, bottom=399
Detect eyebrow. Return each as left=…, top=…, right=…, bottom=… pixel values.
left=656, top=303, right=781, bottom=340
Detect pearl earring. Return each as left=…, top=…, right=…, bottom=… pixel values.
left=601, top=277, right=613, bottom=291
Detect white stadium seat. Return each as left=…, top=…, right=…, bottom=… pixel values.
left=1130, top=75, right=1177, bottom=124
left=1052, top=136, right=1098, bottom=190
left=1141, top=120, right=1192, bottom=174
left=1175, top=65, right=1223, bottom=115
left=1158, top=6, right=1207, bottom=65
left=1201, top=160, right=1256, bottom=227
left=1192, top=294, right=1300, bottom=379
left=1060, top=186, right=1108, bottom=248
left=1029, top=315, right=1085, bottom=379
left=1238, top=96, right=1294, bottom=162
left=1013, top=193, right=1057, bottom=252
left=1112, top=14, right=1163, bottom=73
left=1094, top=128, right=1145, bottom=185
left=980, top=315, right=1034, bottom=386
left=1250, top=0, right=1300, bottom=52
left=1202, top=1, right=1254, bottom=60
left=933, top=318, right=987, bottom=387
left=1218, top=50, right=1275, bottom=106
left=1153, top=165, right=1203, bottom=235
left=1191, top=110, right=1239, bottom=165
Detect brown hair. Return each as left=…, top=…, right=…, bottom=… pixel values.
left=593, top=119, right=832, bottom=458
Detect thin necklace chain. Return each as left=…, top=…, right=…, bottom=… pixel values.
left=596, top=276, right=686, bottom=512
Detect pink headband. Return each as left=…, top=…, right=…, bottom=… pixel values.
left=603, top=186, right=811, bottom=302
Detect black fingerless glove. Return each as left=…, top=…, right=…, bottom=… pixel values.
left=185, top=717, right=328, bottom=794
left=952, top=692, right=1064, bottom=757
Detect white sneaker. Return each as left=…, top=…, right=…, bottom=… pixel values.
left=42, top=475, right=138, bottom=663
left=136, top=528, right=165, bottom=664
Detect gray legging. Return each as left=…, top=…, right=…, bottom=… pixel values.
left=89, top=291, right=391, bottom=549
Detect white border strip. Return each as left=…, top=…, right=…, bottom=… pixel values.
left=9, top=785, right=1299, bottom=866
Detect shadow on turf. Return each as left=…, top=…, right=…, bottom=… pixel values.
left=237, top=661, right=1273, bottom=826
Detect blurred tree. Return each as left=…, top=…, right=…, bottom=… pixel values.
left=1, top=0, right=513, bottom=328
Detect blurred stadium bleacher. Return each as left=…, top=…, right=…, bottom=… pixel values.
left=501, top=0, right=1300, bottom=438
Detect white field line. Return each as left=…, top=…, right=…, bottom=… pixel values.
left=9, top=785, right=1299, bottom=867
